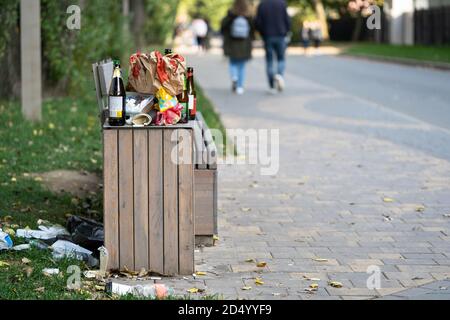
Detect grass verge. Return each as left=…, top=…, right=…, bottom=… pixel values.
left=344, top=43, right=450, bottom=64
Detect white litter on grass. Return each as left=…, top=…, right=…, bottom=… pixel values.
left=51, top=240, right=92, bottom=260
left=12, top=244, right=31, bottom=251
left=42, top=268, right=60, bottom=276
left=16, top=224, right=69, bottom=240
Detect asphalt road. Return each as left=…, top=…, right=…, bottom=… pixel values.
left=286, top=54, right=450, bottom=131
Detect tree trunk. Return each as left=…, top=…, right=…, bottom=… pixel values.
left=131, top=0, right=145, bottom=50
left=352, top=14, right=363, bottom=42
left=312, top=0, right=329, bottom=40
left=20, top=0, right=42, bottom=122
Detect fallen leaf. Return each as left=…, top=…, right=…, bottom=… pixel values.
left=256, top=262, right=267, bottom=268
left=328, top=281, right=343, bottom=288
left=213, top=235, right=219, bottom=241
left=21, top=258, right=31, bottom=264
left=95, top=285, right=105, bottom=291
left=309, top=283, right=319, bottom=289
left=241, top=207, right=251, bottom=212
left=35, top=287, right=45, bottom=293
left=313, top=258, right=328, bottom=262
left=196, top=271, right=207, bottom=276
left=3, top=227, right=15, bottom=236
left=255, top=278, right=264, bottom=285
left=415, top=206, right=426, bottom=212
left=304, top=288, right=316, bottom=294
left=241, top=286, right=252, bottom=291
left=138, top=268, right=147, bottom=277
left=245, top=258, right=255, bottom=263
left=383, top=197, right=395, bottom=203
left=25, top=267, right=33, bottom=278
left=0, top=261, right=10, bottom=267
left=187, top=288, right=199, bottom=294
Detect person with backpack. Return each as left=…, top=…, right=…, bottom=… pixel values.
left=255, top=0, right=291, bottom=94
left=221, top=0, right=254, bottom=95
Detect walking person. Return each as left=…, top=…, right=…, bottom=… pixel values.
left=191, top=16, right=209, bottom=53
left=255, top=0, right=291, bottom=94
left=221, top=0, right=254, bottom=95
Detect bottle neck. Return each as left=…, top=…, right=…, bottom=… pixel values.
left=113, top=67, right=121, bottom=78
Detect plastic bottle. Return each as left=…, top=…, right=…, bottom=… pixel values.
left=0, top=231, right=13, bottom=250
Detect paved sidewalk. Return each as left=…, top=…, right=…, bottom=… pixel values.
left=163, top=52, right=450, bottom=300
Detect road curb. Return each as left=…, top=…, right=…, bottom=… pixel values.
left=341, top=53, right=450, bottom=71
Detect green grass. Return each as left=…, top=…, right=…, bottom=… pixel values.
left=0, top=77, right=225, bottom=299
left=345, top=43, right=450, bottom=64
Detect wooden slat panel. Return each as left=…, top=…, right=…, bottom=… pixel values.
left=103, top=130, right=119, bottom=270
left=194, top=169, right=215, bottom=236
left=118, top=130, right=134, bottom=270
left=148, top=130, right=164, bottom=274
left=163, top=129, right=178, bottom=275
left=178, top=129, right=194, bottom=274
left=193, top=121, right=206, bottom=169
left=213, top=170, right=218, bottom=234
left=133, top=130, right=149, bottom=270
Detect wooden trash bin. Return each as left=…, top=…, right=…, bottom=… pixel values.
left=103, top=124, right=194, bottom=275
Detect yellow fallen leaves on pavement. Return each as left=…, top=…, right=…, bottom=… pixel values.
left=187, top=288, right=199, bottom=294
left=313, top=258, right=328, bottom=262
left=383, top=197, right=395, bottom=203
left=416, top=206, right=425, bottom=212
left=245, top=258, right=255, bottom=263
left=309, top=283, right=319, bottom=289
left=256, top=262, right=267, bottom=268
left=195, top=271, right=207, bottom=276
left=328, top=281, right=343, bottom=288
left=241, top=286, right=252, bottom=291
left=255, top=278, right=264, bottom=285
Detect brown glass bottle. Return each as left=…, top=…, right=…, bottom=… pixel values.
left=178, top=73, right=189, bottom=123
left=186, top=67, right=197, bottom=120
left=108, top=62, right=126, bottom=126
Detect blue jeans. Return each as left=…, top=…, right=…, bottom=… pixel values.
left=264, top=36, right=286, bottom=88
left=229, top=58, right=247, bottom=88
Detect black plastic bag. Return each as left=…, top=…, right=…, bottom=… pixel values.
left=66, top=216, right=104, bottom=255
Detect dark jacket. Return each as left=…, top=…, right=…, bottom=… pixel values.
left=221, top=12, right=254, bottom=60
left=255, top=0, right=291, bottom=38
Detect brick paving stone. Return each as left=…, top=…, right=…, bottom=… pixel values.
left=154, top=52, right=450, bottom=300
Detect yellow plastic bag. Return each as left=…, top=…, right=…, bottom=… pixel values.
left=155, top=87, right=178, bottom=112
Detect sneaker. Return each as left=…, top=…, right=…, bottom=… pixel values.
left=267, top=88, right=277, bottom=95
left=232, top=81, right=237, bottom=93
left=274, top=74, right=285, bottom=92
left=236, top=87, right=244, bottom=95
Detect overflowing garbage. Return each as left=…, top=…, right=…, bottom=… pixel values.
left=1, top=216, right=105, bottom=267
left=1, top=215, right=178, bottom=299
left=107, top=282, right=172, bottom=299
